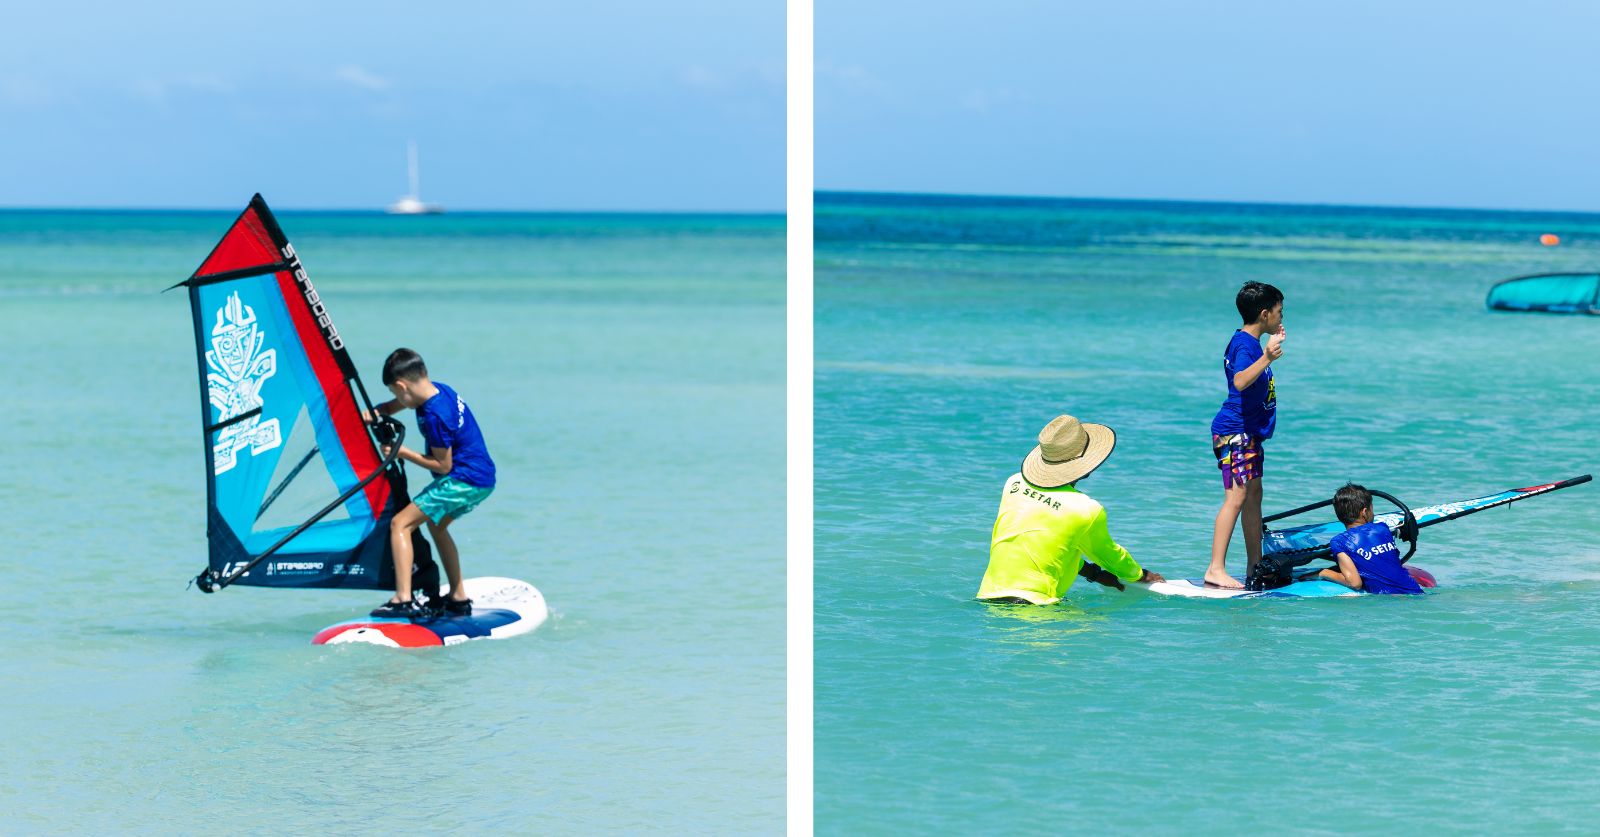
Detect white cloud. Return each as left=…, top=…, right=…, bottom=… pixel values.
left=961, top=87, right=1026, bottom=114
left=187, top=76, right=233, bottom=94
left=0, top=76, right=53, bottom=106
left=131, top=78, right=165, bottom=102
left=335, top=64, right=391, bottom=91
left=679, top=64, right=786, bottom=92
left=128, top=75, right=234, bottom=104
left=816, top=61, right=888, bottom=94
left=679, top=65, right=722, bottom=89
left=757, top=61, right=785, bottom=87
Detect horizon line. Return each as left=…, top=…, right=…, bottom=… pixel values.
left=0, top=204, right=787, bottom=216
left=815, top=188, right=1600, bottom=219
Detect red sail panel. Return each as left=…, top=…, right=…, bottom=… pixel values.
left=196, top=206, right=281, bottom=276
left=274, top=270, right=389, bottom=516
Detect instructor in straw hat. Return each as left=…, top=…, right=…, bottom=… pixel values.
left=977, top=415, right=1163, bottom=604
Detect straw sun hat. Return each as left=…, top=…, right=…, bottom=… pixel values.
left=1020, top=414, right=1117, bottom=488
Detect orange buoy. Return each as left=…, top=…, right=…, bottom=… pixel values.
left=1540, top=233, right=1561, bottom=246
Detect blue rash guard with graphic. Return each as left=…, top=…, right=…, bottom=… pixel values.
left=416, top=383, right=496, bottom=488
left=1327, top=522, right=1423, bottom=594
left=1210, top=330, right=1277, bottom=439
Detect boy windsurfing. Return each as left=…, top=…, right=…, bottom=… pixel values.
left=365, top=348, right=497, bottom=618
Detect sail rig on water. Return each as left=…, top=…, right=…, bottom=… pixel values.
left=1149, top=476, right=1593, bottom=597
left=1486, top=272, right=1600, bottom=315
left=1244, top=475, right=1593, bottom=590
left=174, top=195, right=436, bottom=593
left=1261, top=475, right=1594, bottom=560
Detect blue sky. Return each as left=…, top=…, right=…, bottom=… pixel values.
left=819, top=1, right=1600, bottom=211
left=1, top=1, right=783, bottom=210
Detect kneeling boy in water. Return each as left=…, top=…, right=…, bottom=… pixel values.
left=1318, top=483, right=1424, bottom=595
left=977, top=414, right=1165, bottom=605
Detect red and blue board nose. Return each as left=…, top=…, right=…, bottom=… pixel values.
left=1407, top=566, right=1438, bottom=588
left=312, top=621, right=443, bottom=647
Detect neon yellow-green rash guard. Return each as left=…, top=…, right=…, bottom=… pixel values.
left=977, top=474, right=1144, bottom=605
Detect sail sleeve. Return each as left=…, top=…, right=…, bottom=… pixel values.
left=181, top=195, right=398, bottom=588
left=1487, top=273, right=1600, bottom=314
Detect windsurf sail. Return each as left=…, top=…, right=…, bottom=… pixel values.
left=1262, top=475, right=1593, bottom=560
left=1239, top=476, right=1591, bottom=591
left=1486, top=273, right=1600, bottom=314
left=174, top=195, right=424, bottom=592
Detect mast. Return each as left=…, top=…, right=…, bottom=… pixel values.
left=388, top=142, right=441, bottom=213
left=407, top=140, right=420, bottom=200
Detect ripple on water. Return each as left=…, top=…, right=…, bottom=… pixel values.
left=817, top=194, right=1600, bottom=832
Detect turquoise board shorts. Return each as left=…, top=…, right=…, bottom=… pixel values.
left=413, top=476, right=494, bottom=524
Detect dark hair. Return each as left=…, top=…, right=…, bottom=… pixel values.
left=382, top=348, right=427, bottom=386
left=1235, top=281, right=1284, bottom=324
left=1333, top=483, right=1372, bottom=526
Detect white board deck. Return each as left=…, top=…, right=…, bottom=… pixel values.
left=1144, top=578, right=1362, bottom=599
left=313, top=576, right=549, bottom=647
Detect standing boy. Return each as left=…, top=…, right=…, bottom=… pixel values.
left=367, top=348, right=497, bottom=618
left=1205, top=282, right=1285, bottom=589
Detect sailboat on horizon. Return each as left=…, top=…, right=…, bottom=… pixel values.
left=387, top=141, right=443, bottom=215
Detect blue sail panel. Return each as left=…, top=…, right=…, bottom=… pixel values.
left=195, top=281, right=373, bottom=553
left=181, top=196, right=408, bottom=590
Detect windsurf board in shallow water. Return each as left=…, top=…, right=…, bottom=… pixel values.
left=1145, top=578, right=1358, bottom=598
left=1144, top=574, right=1427, bottom=599
left=313, top=577, right=548, bottom=647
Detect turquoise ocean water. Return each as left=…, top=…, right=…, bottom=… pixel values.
left=815, top=192, right=1600, bottom=832
left=1, top=209, right=785, bottom=833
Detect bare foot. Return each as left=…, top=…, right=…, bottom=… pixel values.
left=1203, top=570, right=1243, bottom=589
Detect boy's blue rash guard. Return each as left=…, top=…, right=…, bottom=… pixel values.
left=1211, top=330, right=1277, bottom=439
left=1328, top=522, right=1424, bottom=595
left=416, top=382, right=497, bottom=488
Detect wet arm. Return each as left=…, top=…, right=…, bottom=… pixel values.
left=1318, top=552, right=1363, bottom=589
left=364, top=399, right=404, bottom=423
left=1083, top=508, right=1145, bottom=582
left=399, top=445, right=453, bottom=475
left=1232, top=352, right=1272, bottom=391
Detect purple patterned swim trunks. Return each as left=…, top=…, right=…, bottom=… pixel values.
left=1212, top=433, right=1263, bottom=489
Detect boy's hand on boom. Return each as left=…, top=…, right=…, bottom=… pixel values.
left=364, top=400, right=402, bottom=424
